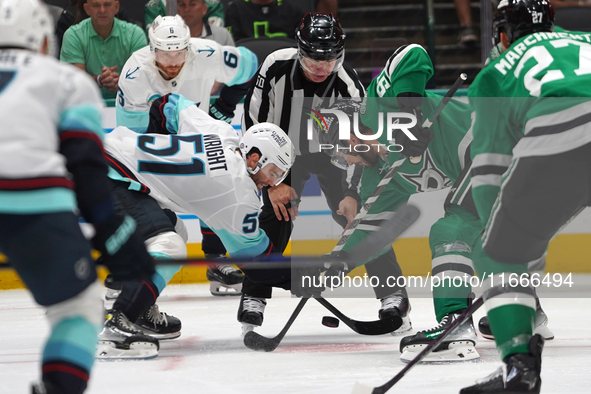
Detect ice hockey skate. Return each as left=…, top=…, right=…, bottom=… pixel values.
left=132, top=304, right=182, bottom=340
left=478, top=298, right=554, bottom=340
left=97, top=309, right=159, bottom=360
left=237, top=294, right=266, bottom=336
left=103, top=274, right=121, bottom=301
left=399, top=310, right=479, bottom=363
left=206, top=264, right=244, bottom=296
left=460, top=334, right=544, bottom=394
left=378, top=290, right=412, bottom=335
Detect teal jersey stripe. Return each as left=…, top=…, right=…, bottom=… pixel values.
left=161, top=93, right=195, bottom=133
left=216, top=228, right=269, bottom=258
left=228, top=47, right=258, bottom=86
left=151, top=251, right=182, bottom=291
left=115, top=106, right=149, bottom=132
left=107, top=167, right=144, bottom=192
left=60, top=104, right=104, bottom=138
left=43, top=317, right=98, bottom=371
left=0, top=188, right=76, bottom=214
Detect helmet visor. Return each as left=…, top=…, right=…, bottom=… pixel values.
left=154, top=48, right=189, bottom=65
left=260, top=163, right=290, bottom=186
left=298, top=52, right=344, bottom=79
left=327, top=139, right=358, bottom=170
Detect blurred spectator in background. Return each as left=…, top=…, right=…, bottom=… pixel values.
left=205, top=0, right=227, bottom=26
left=55, top=0, right=87, bottom=55
left=225, top=0, right=303, bottom=42
left=315, top=0, right=338, bottom=14
left=178, top=0, right=234, bottom=45
left=60, top=0, right=147, bottom=100
left=144, top=0, right=167, bottom=30
left=454, top=0, right=478, bottom=47
left=549, top=0, right=591, bottom=7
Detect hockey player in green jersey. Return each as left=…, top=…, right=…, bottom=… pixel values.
left=461, top=0, right=591, bottom=393
left=316, top=43, right=482, bottom=362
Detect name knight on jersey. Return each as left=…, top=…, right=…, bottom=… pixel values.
left=203, top=134, right=227, bottom=171
left=495, top=31, right=591, bottom=75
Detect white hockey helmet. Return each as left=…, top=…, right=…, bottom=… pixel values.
left=0, top=0, right=54, bottom=53
left=149, top=15, right=191, bottom=52
left=240, top=123, right=295, bottom=186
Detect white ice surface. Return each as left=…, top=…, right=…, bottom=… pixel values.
left=1, top=280, right=591, bottom=394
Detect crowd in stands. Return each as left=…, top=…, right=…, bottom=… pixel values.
left=43, top=0, right=337, bottom=100
left=43, top=0, right=591, bottom=101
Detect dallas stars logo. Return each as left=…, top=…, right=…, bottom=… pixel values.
left=398, top=150, right=451, bottom=193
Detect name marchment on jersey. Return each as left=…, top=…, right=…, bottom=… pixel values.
left=495, top=31, right=591, bottom=76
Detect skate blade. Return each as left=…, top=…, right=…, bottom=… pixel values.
left=96, top=341, right=158, bottom=360
left=350, top=381, right=374, bottom=394
left=400, top=342, right=480, bottom=363
left=482, top=326, right=554, bottom=341
left=389, top=316, right=412, bottom=336
left=131, top=325, right=181, bottom=340
left=209, top=281, right=242, bottom=297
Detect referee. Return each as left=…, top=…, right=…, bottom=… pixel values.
left=237, top=13, right=410, bottom=334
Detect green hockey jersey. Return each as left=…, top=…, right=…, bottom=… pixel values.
left=469, top=30, right=591, bottom=226
left=342, top=44, right=474, bottom=262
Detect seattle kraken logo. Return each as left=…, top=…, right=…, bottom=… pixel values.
left=125, top=67, right=140, bottom=79
left=197, top=46, right=215, bottom=57
left=399, top=150, right=451, bottom=192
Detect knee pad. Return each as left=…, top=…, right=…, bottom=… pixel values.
left=46, top=281, right=104, bottom=327
left=174, top=216, right=189, bottom=244
left=145, top=231, right=187, bottom=260
left=146, top=231, right=186, bottom=290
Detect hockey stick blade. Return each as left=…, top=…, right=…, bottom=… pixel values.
left=315, top=298, right=402, bottom=335
left=351, top=296, right=484, bottom=394
left=243, top=297, right=309, bottom=352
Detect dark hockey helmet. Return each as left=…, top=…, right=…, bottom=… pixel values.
left=296, top=13, right=345, bottom=60
left=492, top=0, right=554, bottom=48
left=296, top=13, right=345, bottom=76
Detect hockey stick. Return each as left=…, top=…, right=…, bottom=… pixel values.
left=243, top=204, right=420, bottom=352
left=315, top=297, right=401, bottom=336
left=351, top=296, right=484, bottom=394
left=0, top=207, right=417, bottom=272
left=334, top=73, right=467, bottom=252
left=409, top=72, right=467, bottom=164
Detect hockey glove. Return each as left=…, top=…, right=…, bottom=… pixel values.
left=323, top=252, right=354, bottom=291
left=291, top=263, right=325, bottom=298
left=209, top=98, right=234, bottom=124
left=394, top=93, right=434, bottom=162
left=92, top=213, right=155, bottom=282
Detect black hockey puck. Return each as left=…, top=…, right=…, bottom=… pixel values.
left=322, top=316, right=340, bottom=328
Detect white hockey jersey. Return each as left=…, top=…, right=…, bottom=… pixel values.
left=116, top=38, right=257, bottom=131
left=105, top=102, right=270, bottom=258
left=0, top=49, right=104, bottom=214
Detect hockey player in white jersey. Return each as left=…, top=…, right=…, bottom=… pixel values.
left=0, top=0, right=157, bottom=390
left=102, top=93, right=294, bottom=346
left=116, top=14, right=258, bottom=131
left=114, top=14, right=258, bottom=297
